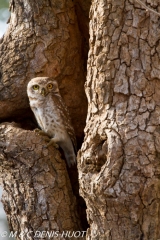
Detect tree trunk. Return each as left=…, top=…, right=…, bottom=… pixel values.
left=0, top=0, right=87, bottom=141
left=1, top=0, right=160, bottom=239
left=0, top=122, right=83, bottom=240
left=0, top=0, right=88, bottom=238
left=79, top=0, right=160, bottom=239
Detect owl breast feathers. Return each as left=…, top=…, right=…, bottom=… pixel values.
left=27, top=77, right=77, bottom=167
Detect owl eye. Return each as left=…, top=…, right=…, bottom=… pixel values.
left=33, top=85, right=39, bottom=90
left=47, top=83, right=53, bottom=89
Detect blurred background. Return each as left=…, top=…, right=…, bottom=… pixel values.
left=0, top=0, right=9, bottom=37
left=0, top=1, right=15, bottom=239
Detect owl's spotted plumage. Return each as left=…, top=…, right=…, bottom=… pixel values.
left=27, top=77, right=77, bottom=167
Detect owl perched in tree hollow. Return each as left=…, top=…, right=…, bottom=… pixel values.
left=27, top=77, right=77, bottom=167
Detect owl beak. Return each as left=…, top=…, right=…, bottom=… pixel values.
left=41, top=88, right=47, bottom=96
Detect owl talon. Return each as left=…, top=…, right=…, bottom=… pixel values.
left=34, top=128, right=48, bottom=137
left=47, top=140, right=59, bottom=149
left=43, top=136, right=50, bottom=143
left=54, top=143, right=59, bottom=149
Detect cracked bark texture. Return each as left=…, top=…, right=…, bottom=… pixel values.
left=0, top=0, right=88, bottom=238
left=0, top=0, right=87, bottom=140
left=79, top=0, right=160, bottom=239
left=0, top=122, right=83, bottom=240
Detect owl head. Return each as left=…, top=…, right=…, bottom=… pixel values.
left=27, top=77, right=59, bottom=99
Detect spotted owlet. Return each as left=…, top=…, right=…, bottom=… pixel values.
left=27, top=77, right=77, bottom=167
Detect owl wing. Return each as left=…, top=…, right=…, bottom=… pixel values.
left=53, top=94, right=77, bottom=153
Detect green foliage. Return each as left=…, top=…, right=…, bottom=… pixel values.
left=0, top=0, right=9, bottom=22
left=0, top=0, right=9, bottom=9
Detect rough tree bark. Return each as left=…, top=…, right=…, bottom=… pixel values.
left=1, top=0, right=160, bottom=239
left=0, top=0, right=88, bottom=239
left=79, top=0, right=160, bottom=239
left=0, top=0, right=87, bottom=140
left=0, top=122, right=82, bottom=240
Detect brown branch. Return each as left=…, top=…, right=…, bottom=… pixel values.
left=0, top=122, right=84, bottom=240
